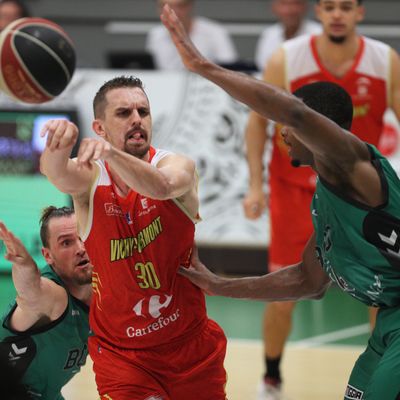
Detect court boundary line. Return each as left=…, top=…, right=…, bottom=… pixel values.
left=290, top=323, right=369, bottom=348
left=228, top=323, right=369, bottom=349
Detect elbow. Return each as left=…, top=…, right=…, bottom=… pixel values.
left=310, top=287, right=327, bottom=300
left=150, top=175, right=178, bottom=200
left=154, top=182, right=172, bottom=200
left=309, top=281, right=330, bottom=300
left=155, top=159, right=196, bottom=200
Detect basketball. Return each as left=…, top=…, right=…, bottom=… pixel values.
left=0, top=17, right=76, bottom=104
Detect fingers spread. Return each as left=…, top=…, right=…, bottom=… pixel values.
left=41, top=119, right=78, bottom=151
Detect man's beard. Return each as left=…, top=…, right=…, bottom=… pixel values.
left=328, top=34, right=347, bottom=44
left=58, top=269, right=92, bottom=286
left=75, top=273, right=92, bottom=285
left=124, top=142, right=150, bottom=159
left=72, top=268, right=93, bottom=285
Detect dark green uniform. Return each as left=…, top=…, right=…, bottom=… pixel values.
left=312, top=145, right=400, bottom=399
left=0, top=265, right=89, bottom=400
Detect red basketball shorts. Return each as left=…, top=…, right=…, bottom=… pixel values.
left=268, top=178, right=314, bottom=272
left=89, top=319, right=227, bottom=400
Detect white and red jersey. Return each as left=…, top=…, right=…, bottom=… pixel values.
left=83, top=147, right=207, bottom=349
left=270, top=34, right=391, bottom=189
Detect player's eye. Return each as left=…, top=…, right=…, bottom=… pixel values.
left=117, top=109, right=131, bottom=117
left=138, top=108, right=149, bottom=117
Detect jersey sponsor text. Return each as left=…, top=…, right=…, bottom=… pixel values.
left=110, top=216, right=163, bottom=261
left=126, top=308, right=181, bottom=338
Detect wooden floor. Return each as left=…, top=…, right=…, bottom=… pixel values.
left=62, top=340, right=362, bottom=400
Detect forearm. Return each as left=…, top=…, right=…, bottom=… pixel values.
left=12, top=263, right=42, bottom=303
left=40, top=146, right=71, bottom=183
left=245, top=114, right=268, bottom=190
left=40, top=147, right=80, bottom=194
left=209, top=264, right=325, bottom=301
left=106, top=148, right=186, bottom=199
left=12, top=278, right=68, bottom=330
left=198, top=61, right=356, bottom=161
left=196, top=61, right=302, bottom=129
left=41, top=147, right=95, bottom=195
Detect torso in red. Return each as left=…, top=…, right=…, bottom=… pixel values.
left=84, top=147, right=206, bottom=349
left=269, top=34, right=390, bottom=189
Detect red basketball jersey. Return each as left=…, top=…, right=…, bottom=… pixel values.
left=83, top=147, right=207, bottom=349
left=269, top=35, right=391, bottom=189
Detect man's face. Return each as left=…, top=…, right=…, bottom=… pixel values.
left=315, top=0, right=364, bottom=43
left=0, top=2, right=23, bottom=31
left=273, top=0, right=308, bottom=31
left=94, top=87, right=152, bottom=160
left=42, top=215, right=92, bottom=287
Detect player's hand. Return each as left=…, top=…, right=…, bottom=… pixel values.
left=76, top=138, right=112, bottom=169
left=178, top=246, right=221, bottom=295
left=160, top=4, right=206, bottom=72
left=40, top=119, right=79, bottom=151
left=242, top=189, right=267, bottom=220
left=0, top=222, right=35, bottom=266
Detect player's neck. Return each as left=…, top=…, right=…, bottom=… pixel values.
left=317, top=32, right=360, bottom=61
left=316, top=33, right=361, bottom=77
left=284, top=23, right=302, bottom=40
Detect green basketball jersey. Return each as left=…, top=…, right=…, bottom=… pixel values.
left=312, top=145, right=400, bottom=307
left=0, top=265, right=90, bottom=400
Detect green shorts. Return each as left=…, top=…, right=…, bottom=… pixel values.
left=346, top=306, right=400, bottom=399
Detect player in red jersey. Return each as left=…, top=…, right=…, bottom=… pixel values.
left=39, top=76, right=227, bottom=400
left=242, top=0, right=400, bottom=398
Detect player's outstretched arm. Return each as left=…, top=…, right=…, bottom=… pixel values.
left=179, top=235, right=331, bottom=301
left=40, top=119, right=96, bottom=196
left=161, top=5, right=381, bottom=203
left=88, top=137, right=198, bottom=204
left=0, top=222, right=67, bottom=331
left=161, top=4, right=298, bottom=128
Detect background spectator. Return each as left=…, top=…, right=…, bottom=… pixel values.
left=255, top=0, right=320, bottom=71
left=0, top=0, right=29, bottom=32
left=146, top=0, right=238, bottom=69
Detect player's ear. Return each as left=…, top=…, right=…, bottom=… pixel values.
left=356, top=4, right=365, bottom=23
left=41, top=247, right=53, bottom=265
left=92, top=119, right=106, bottom=138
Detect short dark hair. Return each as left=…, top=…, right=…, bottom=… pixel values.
left=0, top=0, right=30, bottom=18
left=293, top=81, right=353, bottom=130
left=39, top=206, right=74, bottom=247
left=93, top=75, right=145, bottom=118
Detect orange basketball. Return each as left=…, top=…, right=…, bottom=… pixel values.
left=0, top=17, right=76, bottom=104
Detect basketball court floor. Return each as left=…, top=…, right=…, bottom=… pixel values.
left=0, top=278, right=369, bottom=399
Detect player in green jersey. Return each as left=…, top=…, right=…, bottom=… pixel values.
left=0, top=206, right=92, bottom=400
left=160, top=4, right=400, bottom=399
